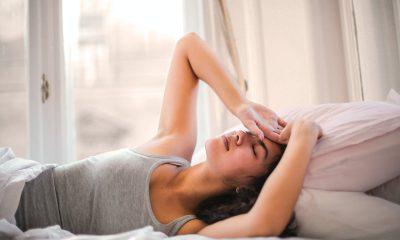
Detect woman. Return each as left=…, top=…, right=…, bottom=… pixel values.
left=15, top=32, right=322, bottom=238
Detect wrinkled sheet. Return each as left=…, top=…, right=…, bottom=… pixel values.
left=8, top=224, right=313, bottom=240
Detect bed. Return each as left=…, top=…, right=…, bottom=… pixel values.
left=1, top=90, right=400, bottom=240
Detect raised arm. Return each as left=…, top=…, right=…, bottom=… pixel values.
left=194, top=120, right=321, bottom=238
left=139, top=32, right=284, bottom=161
left=179, top=33, right=286, bottom=142
left=139, top=32, right=251, bottom=160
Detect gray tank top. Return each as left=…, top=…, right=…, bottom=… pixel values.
left=53, top=148, right=197, bottom=236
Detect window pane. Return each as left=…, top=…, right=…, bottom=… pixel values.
left=64, top=0, right=183, bottom=159
left=0, top=0, right=28, bottom=157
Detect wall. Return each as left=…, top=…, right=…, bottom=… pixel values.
left=260, top=0, right=348, bottom=109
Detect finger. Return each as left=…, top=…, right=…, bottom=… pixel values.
left=247, top=121, right=264, bottom=140
left=265, top=131, right=282, bottom=144
left=273, top=128, right=282, bottom=134
left=278, top=127, right=291, bottom=144
left=257, top=120, right=276, bottom=137
left=278, top=117, right=287, bottom=127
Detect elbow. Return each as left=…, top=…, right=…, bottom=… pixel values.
left=249, top=227, right=279, bottom=238
left=247, top=213, right=288, bottom=237
left=247, top=219, right=281, bottom=237
left=181, top=32, right=201, bottom=41
left=177, top=32, right=201, bottom=48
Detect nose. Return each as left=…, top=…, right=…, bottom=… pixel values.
left=233, top=130, right=248, bottom=146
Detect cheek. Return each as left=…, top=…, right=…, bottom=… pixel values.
left=232, top=151, right=267, bottom=176
left=205, top=140, right=260, bottom=178
left=230, top=150, right=250, bottom=164
left=224, top=150, right=254, bottom=174
left=205, top=137, right=223, bottom=165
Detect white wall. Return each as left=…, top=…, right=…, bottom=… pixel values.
left=258, top=0, right=348, bottom=109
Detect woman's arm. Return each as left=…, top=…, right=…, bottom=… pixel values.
left=180, top=33, right=248, bottom=114
left=192, top=120, right=321, bottom=238
left=139, top=32, right=250, bottom=160
left=248, top=120, right=320, bottom=235
left=157, top=32, right=248, bottom=136
left=179, top=33, right=286, bottom=142
left=139, top=32, right=285, bottom=160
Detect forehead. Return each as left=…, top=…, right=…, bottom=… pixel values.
left=246, top=131, right=282, bottom=163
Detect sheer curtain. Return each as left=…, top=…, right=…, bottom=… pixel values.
left=196, top=0, right=245, bottom=141
left=197, top=0, right=361, bottom=142
left=362, top=0, right=400, bottom=99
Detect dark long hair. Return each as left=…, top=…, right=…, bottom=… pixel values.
left=194, top=144, right=298, bottom=237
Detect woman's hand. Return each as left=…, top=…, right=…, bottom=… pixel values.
left=234, top=101, right=287, bottom=143
left=279, top=119, right=323, bottom=144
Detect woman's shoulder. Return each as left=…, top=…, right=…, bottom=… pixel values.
left=175, top=218, right=208, bottom=235
left=133, top=134, right=194, bottom=164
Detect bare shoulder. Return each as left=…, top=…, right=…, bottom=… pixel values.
left=134, top=133, right=195, bottom=163
left=176, top=219, right=208, bottom=235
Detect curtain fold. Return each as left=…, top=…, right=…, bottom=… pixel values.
left=199, top=0, right=244, bottom=137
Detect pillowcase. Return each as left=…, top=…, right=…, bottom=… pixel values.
left=192, top=100, right=400, bottom=192
left=303, top=127, right=400, bottom=192
left=295, top=188, right=400, bottom=239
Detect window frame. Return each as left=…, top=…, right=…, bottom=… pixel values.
left=27, top=0, right=207, bottom=163
left=28, top=0, right=74, bottom=163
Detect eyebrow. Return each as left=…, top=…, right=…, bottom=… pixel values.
left=246, top=131, right=269, bottom=162
left=257, top=139, right=269, bottom=163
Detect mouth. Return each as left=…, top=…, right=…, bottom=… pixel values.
left=222, top=135, right=229, bottom=151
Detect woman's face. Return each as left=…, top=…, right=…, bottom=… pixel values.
left=205, top=129, right=283, bottom=187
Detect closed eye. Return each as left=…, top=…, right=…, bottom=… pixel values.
left=245, top=130, right=267, bottom=160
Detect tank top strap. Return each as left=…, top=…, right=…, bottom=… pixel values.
left=129, top=148, right=191, bottom=167
left=167, top=214, right=198, bottom=236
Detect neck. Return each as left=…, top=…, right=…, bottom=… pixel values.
left=170, top=159, right=233, bottom=213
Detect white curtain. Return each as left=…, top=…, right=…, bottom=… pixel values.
left=196, top=0, right=243, bottom=140
left=196, top=0, right=270, bottom=141
left=193, top=0, right=400, bottom=149
left=346, top=0, right=400, bottom=101
left=197, top=0, right=348, bottom=139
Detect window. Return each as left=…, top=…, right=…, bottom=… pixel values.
left=63, top=0, right=184, bottom=159
left=0, top=0, right=28, bottom=157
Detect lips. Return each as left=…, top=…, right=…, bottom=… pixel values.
left=222, top=135, right=229, bottom=151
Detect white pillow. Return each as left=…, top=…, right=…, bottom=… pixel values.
left=193, top=100, right=400, bottom=192
left=279, top=100, right=400, bottom=192
left=295, top=188, right=400, bottom=239
left=303, top=127, right=400, bottom=192
left=191, top=92, right=400, bottom=239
